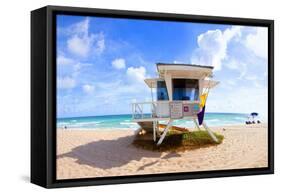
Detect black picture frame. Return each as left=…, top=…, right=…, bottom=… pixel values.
left=31, top=5, right=274, bottom=188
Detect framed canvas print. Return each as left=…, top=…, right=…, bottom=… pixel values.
left=31, top=5, right=274, bottom=188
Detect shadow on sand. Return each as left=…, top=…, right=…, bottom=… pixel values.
left=57, top=135, right=172, bottom=170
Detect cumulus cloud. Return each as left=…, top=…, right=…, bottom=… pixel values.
left=191, top=26, right=268, bottom=117
left=66, top=18, right=105, bottom=57
left=191, top=26, right=268, bottom=75
left=70, top=17, right=90, bottom=35
left=57, top=77, right=76, bottom=89
left=57, top=55, right=83, bottom=79
left=126, top=66, right=146, bottom=83
left=67, top=33, right=105, bottom=57
left=82, top=84, right=95, bottom=94
left=67, top=36, right=91, bottom=57
left=191, top=26, right=242, bottom=70
left=112, top=58, right=126, bottom=69
left=244, top=27, right=268, bottom=59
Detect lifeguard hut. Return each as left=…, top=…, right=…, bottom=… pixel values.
left=131, top=63, right=219, bottom=145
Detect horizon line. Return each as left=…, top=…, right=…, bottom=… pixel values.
left=57, top=111, right=250, bottom=120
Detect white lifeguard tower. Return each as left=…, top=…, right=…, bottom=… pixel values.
left=131, top=63, right=219, bottom=145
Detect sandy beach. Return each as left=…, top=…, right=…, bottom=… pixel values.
left=56, top=124, right=268, bottom=180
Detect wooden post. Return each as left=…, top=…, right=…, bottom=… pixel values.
left=202, top=122, right=218, bottom=143
left=193, top=118, right=201, bottom=131
left=153, top=121, right=156, bottom=142
left=157, top=119, right=173, bottom=145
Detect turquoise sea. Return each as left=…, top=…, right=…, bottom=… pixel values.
left=57, top=113, right=252, bottom=130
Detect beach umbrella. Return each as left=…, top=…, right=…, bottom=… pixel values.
left=250, top=112, right=258, bottom=121
left=251, top=112, right=258, bottom=116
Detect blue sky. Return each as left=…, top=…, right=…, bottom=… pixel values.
left=56, top=15, right=268, bottom=119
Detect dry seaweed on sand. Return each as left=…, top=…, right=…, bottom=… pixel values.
left=133, top=130, right=224, bottom=152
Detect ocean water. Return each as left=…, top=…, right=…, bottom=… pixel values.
left=57, top=113, right=252, bottom=130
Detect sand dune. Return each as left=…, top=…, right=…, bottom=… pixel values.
left=56, top=124, right=268, bottom=180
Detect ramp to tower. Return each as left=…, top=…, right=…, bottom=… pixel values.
left=137, top=121, right=189, bottom=133
left=137, top=121, right=154, bottom=133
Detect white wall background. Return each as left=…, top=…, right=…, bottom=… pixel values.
left=0, top=0, right=279, bottom=193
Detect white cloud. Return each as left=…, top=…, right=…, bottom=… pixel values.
left=223, top=26, right=242, bottom=42
left=207, top=86, right=268, bottom=120
left=57, top=55, right=83, bottom=78
left=57, top=77, right=76, bottom=89
left=82, top=84, right=95, bottom=94
left=224, top=59, right=248, bottom=79
left=66, top=18, right=105, bottom=57
left=67, top=33, right=105, bottom=57
left=226, top=80, right=236, bottom=86
left=245, top=75, right=258, bottom=81
left=126, top=66, right=146, bottom=82
left=244, top=27, right=268, bottom=59
left=96, top=38, right=105, bottom=53
left=57, top=55, right=74, bottom=65
left=67, top=35, right=91, bottom=57
left=192, top=26, right=268, bottom=120
left=71, top=17, right=90, bottom=35
left=173, top=60, right=184, bottom=64
left=112, top=58, right=126, bottom=69
left=191, top=26, right=242, bottom=70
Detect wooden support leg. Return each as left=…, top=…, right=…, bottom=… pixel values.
left=156, top=122, right=161, bottom=136
left=157, top=119, right=173, bottom=146
left=193, top=118, right=201, bottom=131
left=202, top=122, right=218, bottom=143
left=153, top=121, right=156, bottom=142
